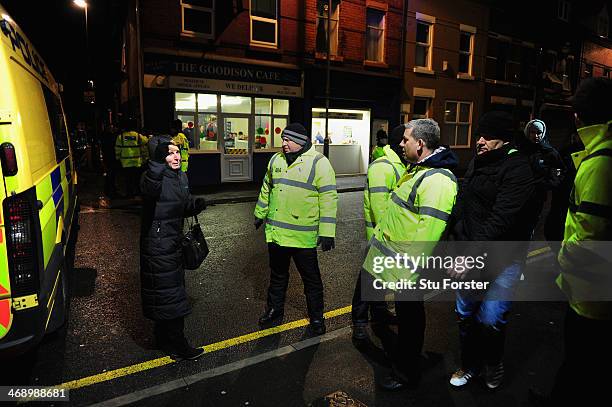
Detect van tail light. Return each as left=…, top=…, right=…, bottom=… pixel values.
left=0, top=143, right=18, bottom=176
left=4, top=190, right=39, bottom=296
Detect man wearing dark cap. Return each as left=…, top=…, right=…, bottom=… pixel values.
left=447, top=111, right=539, bottom=390
left=352, top=124, right=407, bottom=341
left=254, top=123, right=338, bottom=336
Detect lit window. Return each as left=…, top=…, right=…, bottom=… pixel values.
left=316, top=0, right=340, bottom=55
left=366, top=8, right=385, bottom=62
left=444, top=101, right=472, bottom=147
left=250, top=0, right=278, bottom=48
left=416, top=20, right=432, bottom=68
left=413, top=97, right=430, bottom=119
left=459, top=31, right=473, bottom=74
left=181, top=0, right=215, bottom=38
left=255, top=98, right=290, bottom=150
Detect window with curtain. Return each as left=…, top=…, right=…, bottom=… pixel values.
left=459, top=31, right=473, bottom=74
left=181, top=0, right=215, bottom=38
left=366, top=8, right=385, bottom=62
left=415, top=20, right=432, bottom=68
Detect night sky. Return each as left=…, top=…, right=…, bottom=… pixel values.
left=2, top=0, right=122, bottom=128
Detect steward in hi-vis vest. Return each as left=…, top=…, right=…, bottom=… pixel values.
left=254, top=123, right=337, bottom=336
left=362, top=119, right=458, bottom=391
left=114, top=117, right=148, bottom=198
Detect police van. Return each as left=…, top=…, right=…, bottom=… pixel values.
left=0, top=5, right=78, bottom=357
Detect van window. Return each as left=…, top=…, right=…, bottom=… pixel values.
left=41, top=86, right=69, bottom=163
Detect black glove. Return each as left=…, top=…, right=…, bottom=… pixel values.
left=194, top=198, right=206, bottom=214
left=254, top=218, right=264, bottom=230
left=153, top=142, right=172, bottom=163
left=318, top=237, right=335, bottom=252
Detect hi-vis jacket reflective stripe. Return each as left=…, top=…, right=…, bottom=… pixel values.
left=363, top=163, right=458, bottom=285
left=115, top=131, right=149, bottom=168
left=172, top=132, right=190, bottom=172
left=364, top=145, right=406, bottom=240
left=254, top=146, right=338, bottom=248
left=557, top=121, right=612, bottom=320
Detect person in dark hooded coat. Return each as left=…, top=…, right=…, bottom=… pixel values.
left=140, top=136, right=206, bottom=360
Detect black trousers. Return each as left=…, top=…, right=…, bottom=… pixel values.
left=550, top=304, right=612, bottom=403
left=351, top=271, right=388, bottom=325
left=266, top=243, right=324, bottom=320
left=154, top=316, right=186, bottom=349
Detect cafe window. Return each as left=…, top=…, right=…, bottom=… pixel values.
left=444, top=101, right=472, bottom=148
left=255, top=98, right=289, bottom=150
left=250, top=0, right=278, bottom=48
left=174, top=93, right=289, bottom=152
left=316, top=0, right=340, bottom=55
left=416, top=20, right=433, bottom=68
left=459, top=30, right=474, bottom=75
left=366, top=8, right=386, bottom=62
left=412, top=97, right=430, bottom=119
left=181, top=0, right=214, bottom=38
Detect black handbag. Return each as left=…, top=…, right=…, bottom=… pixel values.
left=182, top=216, right=209, bottom=270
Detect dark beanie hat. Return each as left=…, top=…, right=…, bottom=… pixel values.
left=388, top=124, right=407, bottom=146
left=476, top=111, right=515, bottom=142
left=282, top=123, right=309, bottom=145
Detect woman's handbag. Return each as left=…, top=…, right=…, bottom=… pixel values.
left=182, top=216, right=209, bottom=270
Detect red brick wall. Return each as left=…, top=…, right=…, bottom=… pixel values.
left=582, top=40, right=612, bottom=78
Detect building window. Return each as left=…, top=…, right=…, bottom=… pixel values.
left=412, top=97, right=430, bottom=119
left=416, top=20, right=432, bottom=68
left=558, top=0, right=570, bottom=22
left=604, top=68, right=611, bottom=78
left=366, top=8, right=386, bottom=62
left=507, top=43, right=521, bottom=83
left=444, top=101, right=472, bottom=147
left=598, top=14, right=609, bottom=38
left=174, top=93, right=289, bottom=152
left=459, top=31, right=473, bottom=74
left=181, top=0, right=215, bottom=38
left=250, top=0, right=278, bottom=48
left=316, top=0, right=340, bottom=55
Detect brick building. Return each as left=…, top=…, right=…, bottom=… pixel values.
left=400, top=0, right=489, bottom=169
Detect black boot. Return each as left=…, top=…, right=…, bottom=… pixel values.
left=258, top=308, right=284, bottom=325
left=166, top=317, right=204, bottom=360
left=309, top=318, right=326, bottom=336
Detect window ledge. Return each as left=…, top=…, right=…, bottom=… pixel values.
left=180, top=32, right=214, bottom=41
left=248, top=44, right=282, bottom=54
left=315, top=52, right=344, bottom=62
left=457, top=73, right=475, bottom=80
left=413, top=67, right=435, bottom=75
left=364, top=60, right=388, bottom=68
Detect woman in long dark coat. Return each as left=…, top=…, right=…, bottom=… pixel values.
left=140, top=136, right=206, bottom=360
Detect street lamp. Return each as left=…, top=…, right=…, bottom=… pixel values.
left=73, top=0, right=88, bottom=56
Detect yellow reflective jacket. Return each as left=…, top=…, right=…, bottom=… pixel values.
left=254, top=146, right=338, bottom=248
left=364, top=145, right=406, bottom=240
left=557, top=121, right=612, bottom=320
left=115, top=131, right=149, bottom=168
left=172, top=132, right=190, bottom=172
left=363, top=147, right=458, bottom=285
left=372, top=146, right=386, bottom=161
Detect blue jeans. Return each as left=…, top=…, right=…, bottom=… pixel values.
left=455, top=262, right=522, bottom=328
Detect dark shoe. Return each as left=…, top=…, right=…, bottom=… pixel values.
left=378, top=373, right=416, bottom=391
left=258, top=308, right=284, bottom=325
left=176, top=345, right=205, bottom=360
left=352, top=324, right=369, bottom=341
left=309, top=319, right=326, bottom=336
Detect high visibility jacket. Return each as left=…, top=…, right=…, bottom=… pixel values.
left=372, top=146, right=385, bottom=161
left=557, top=121, right=612, bottom=320
left=254, top=146, right=338, bottom=248
left=364, top=145, right=406, bottom=240
left=172, top=132, right=190, bottom=172
left=115, top=131, right=149, bottom=168
left=363, top=153, right=458, bottom=285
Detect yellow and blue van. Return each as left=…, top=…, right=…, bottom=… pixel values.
left=0, top=5, right=79, bottom=357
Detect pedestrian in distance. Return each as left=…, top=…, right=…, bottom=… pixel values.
left=447, top=111, right=540, bottom=390
left=139, top=136, right=207, bottom=360
left=371, top=128, right=389, bottom=161
left=352, top=124, right=407, bottom=342
left=362, top=118, right=459, bottom=391
left=254, top=123, right=338, bottom=336
left=115, top=117, right=149, bottom=198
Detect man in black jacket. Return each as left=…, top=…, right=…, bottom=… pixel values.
left=448, top=111, right=539, bottom=390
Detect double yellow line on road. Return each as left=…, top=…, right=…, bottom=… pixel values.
left=56, top=246, right=552, bottom=391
